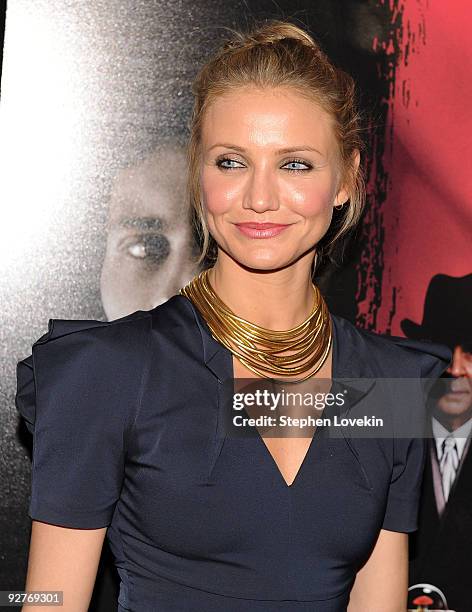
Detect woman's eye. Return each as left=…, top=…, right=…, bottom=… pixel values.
left=216, top=157, right=239, bottom=170
left=283, top=160, right=312, bottom=172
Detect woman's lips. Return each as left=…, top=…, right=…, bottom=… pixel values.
left=235, top=222, right=292, bottom=239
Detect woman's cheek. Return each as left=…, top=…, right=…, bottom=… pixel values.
left=201, top=174, right=241, bottom=214
left=286, top=182, right=334, bottom=216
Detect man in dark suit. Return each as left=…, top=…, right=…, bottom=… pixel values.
left=402, top=273, right=472, bottom=612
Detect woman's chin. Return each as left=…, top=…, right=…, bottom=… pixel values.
left=216, top=241, right=307, bottom=272
left=230, top=252, right=297, bottom=273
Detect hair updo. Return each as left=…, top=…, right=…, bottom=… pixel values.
left=187, top=20, right=366, bottom=272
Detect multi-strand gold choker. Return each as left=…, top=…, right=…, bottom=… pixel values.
left=179, top=268, right=332, bottom=382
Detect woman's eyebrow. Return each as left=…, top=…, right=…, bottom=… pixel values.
left=207, top=143, right=324, bottom=156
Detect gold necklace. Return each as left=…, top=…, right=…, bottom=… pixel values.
left=179, top=268, right=332, bottom=382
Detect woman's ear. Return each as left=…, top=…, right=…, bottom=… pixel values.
left=334, top=149, right=360, bottom=207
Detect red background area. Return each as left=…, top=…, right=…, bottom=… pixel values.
left=376, top=0, right=472, bottom=334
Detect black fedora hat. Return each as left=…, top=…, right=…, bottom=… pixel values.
left=400, top=273, right=472, bottom=352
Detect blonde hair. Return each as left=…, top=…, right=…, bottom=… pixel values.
left=187, top=20, right=366, bottom=271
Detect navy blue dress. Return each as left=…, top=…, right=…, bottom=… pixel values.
left=15, top=294, right=451, bottom=611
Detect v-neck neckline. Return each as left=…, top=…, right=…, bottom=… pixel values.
left=231, top=317, right=338, bottom=490
left=177, top=292, right=340, bottom=490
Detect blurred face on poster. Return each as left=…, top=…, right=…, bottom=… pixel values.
left=435, top=344, right=472, bottom=429
left=401, top=274, right=472, bottom=433
left=100, top=146, right=199, bottom=320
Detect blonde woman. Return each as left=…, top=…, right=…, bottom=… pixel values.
left=16, top=21, right=451, bottom=612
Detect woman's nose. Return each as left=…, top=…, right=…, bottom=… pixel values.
left=242, top=168, right=279, bottom=212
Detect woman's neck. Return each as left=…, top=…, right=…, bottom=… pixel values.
left=207, top=252, right=317, bottom=330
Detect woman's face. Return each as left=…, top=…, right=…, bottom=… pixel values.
left=200, top=86, right=350, bottom=271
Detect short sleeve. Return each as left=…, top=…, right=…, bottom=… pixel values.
left=15, top=313, right=151, bottom=529
left=381, top=337, right=451, bottom=532
left=388, top=335, right=452, bottom=378
left=381, top=436, right=427, bottom=532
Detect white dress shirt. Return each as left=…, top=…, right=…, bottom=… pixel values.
left=433, top=416, right=472, bottom=461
